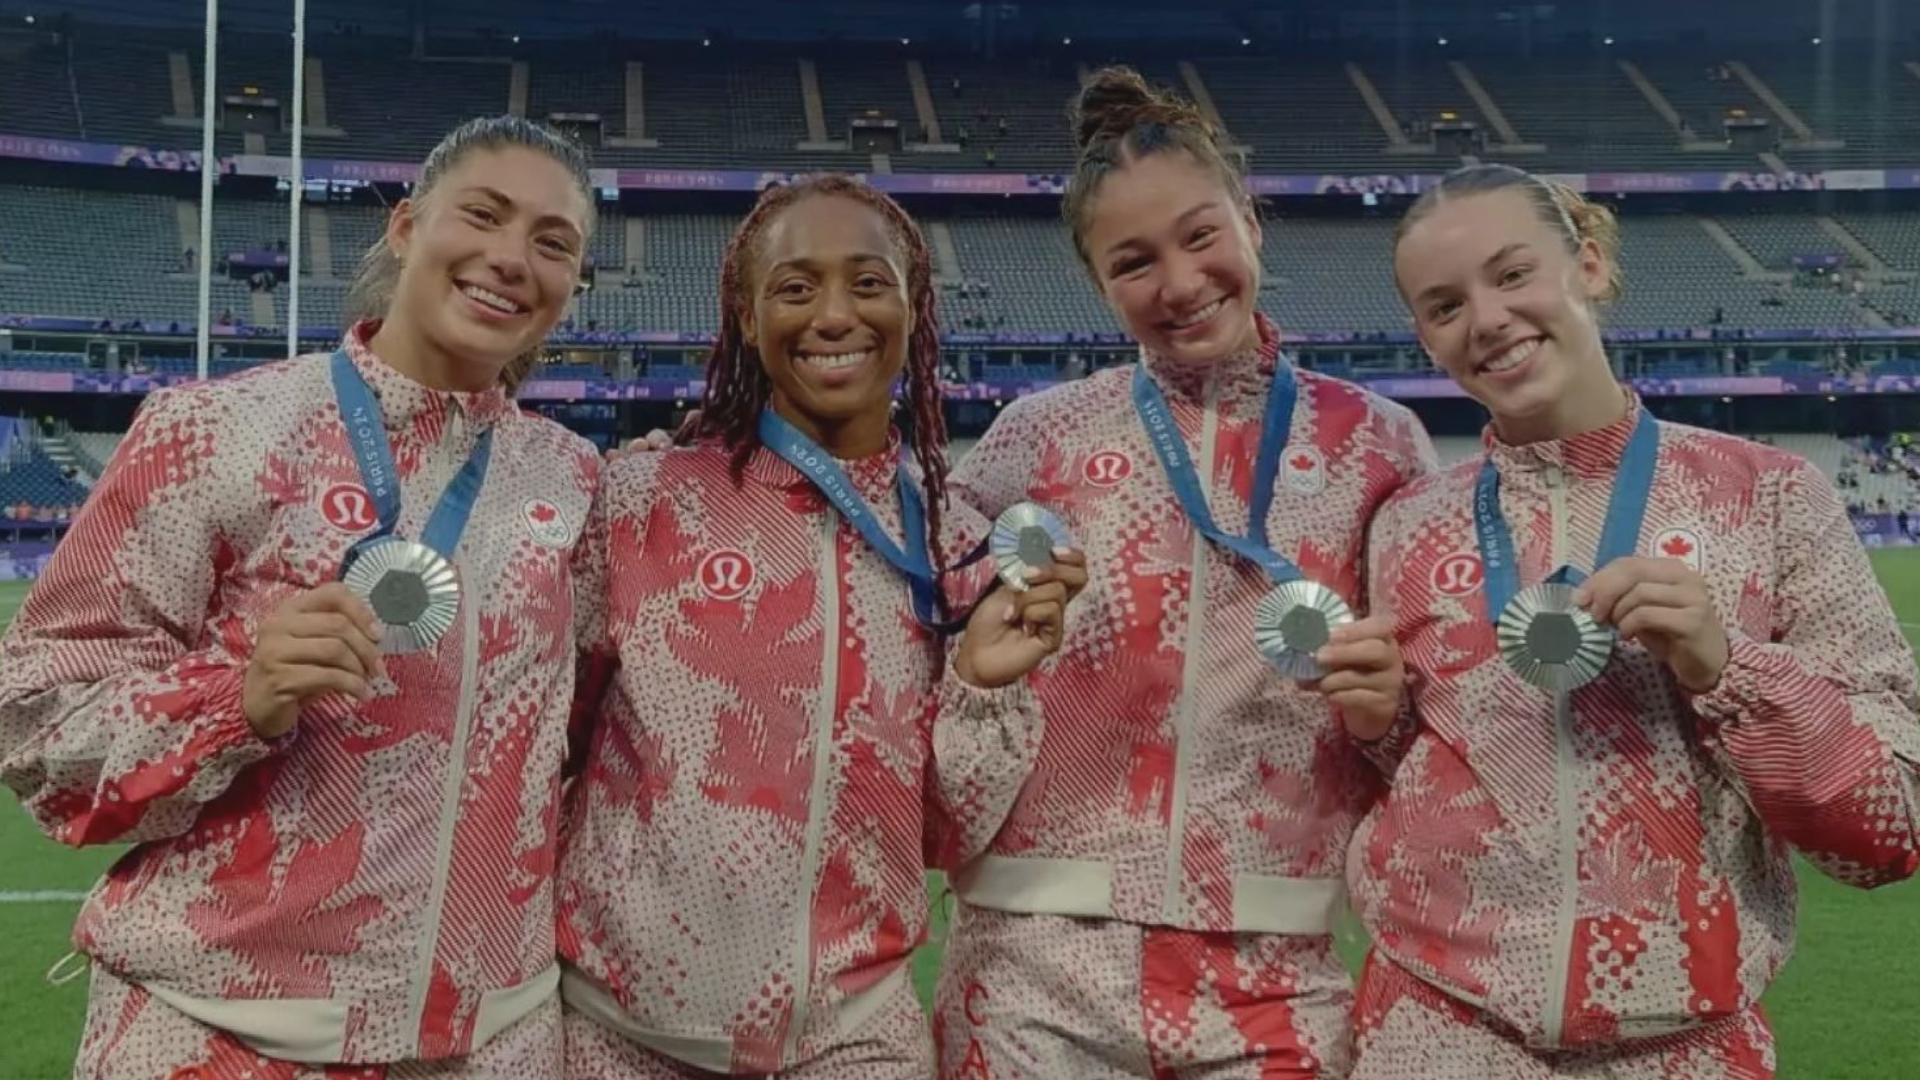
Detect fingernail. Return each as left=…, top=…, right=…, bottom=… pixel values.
left=1314, top=649, right=1331, bottom=665
left=1003, top=602, right=1019, bottom=624
left=1052, top=546, right=1072, bottom=558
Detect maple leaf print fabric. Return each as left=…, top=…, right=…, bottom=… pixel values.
left=0, top=324, right=600, bottom=1069
left=1351, top=396, right=1920, bottom=1062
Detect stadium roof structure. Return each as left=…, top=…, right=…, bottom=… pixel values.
left=0, top=0, right=1903, bottom=50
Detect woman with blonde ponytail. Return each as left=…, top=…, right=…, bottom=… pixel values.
left=0, top=115, right=602, bottom=1079
left=1350, top=163, right=1920, bottom=1077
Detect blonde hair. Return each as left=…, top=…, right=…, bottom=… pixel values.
left=345, top=115, right=593, bottom=393
left=1394, top=163, right=1623, bottom=304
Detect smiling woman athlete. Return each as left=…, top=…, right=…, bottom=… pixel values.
left=0, top=116, right=603, bottom=1079
left=557, top=174, right=1085, bottom=1079
left=933, top=68, right=1436, bottom=1080
left=1348, top=162, right=1920, bottom=1080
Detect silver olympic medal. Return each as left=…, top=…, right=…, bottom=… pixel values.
left=1253, top=579, right=1354, bottom=680
left=341, top=538, right=461, bottom=655
left=990, top=502, right=1076, bottom=593
left=1496, top=581, right=1614, bottom=692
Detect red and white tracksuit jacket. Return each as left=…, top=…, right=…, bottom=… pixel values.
left=1349, top=401, right=1920, bottom=1073
left=556, top=438, right=1040, bottom=1076
left=0, top=325, right=599, bottom=1077
left=934, top=316, right=1434, bottom=1079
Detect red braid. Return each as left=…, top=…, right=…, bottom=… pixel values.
left=694, top=175, right=953, bottom=576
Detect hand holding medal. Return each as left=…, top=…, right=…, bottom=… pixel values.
left=1573, top=556, right=1730, bottom=693
left=956, top=527, right=1089, bottom=689
left=243, top=583, right=388, bottom=739
left=1299, top=614, right=1407, bottom=741
left=1480, top=413, right=1664, bottom=693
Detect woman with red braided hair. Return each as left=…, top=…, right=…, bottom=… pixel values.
left=555, top=175, right=1086, bottom=1078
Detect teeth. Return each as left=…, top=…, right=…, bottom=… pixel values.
left=798, top=350, right=871, bottom=372
left=1484, top=339, right=1540, bottom=373
left=461, top=284, right=522, bottom=314
left=1172, top=298, right=1226, bottom=329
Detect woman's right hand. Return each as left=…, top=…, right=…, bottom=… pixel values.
left=242, top=584, right=387, bottom=739
left=605, top=409, right=705, bottom=462
left=607, top=429, right=674, bottom=462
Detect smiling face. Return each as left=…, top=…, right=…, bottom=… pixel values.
left=1080, top=152, right=1265, bottom=365
left=1394, top=187, right=1622, bottom=442
left=382, top=145, right=589, bottom=386
left=739, top=193, right=911, bottom=455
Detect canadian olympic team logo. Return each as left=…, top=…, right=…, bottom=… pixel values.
left=1084, top=450, right=1134, bottom=487
left=1282, top=445, right=1327, bottom=495
left=523, top=499, right=573, bottom=548
left=1652, top=527, right=1704, bottom=573
left=320, top=483, right=378, bottom=533
left=1431, top=552, right=1484, bottom=597
left=697, top=549, right=756, bottom=601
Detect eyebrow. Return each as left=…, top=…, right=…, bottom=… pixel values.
left=458, top=186, right=583, bottom=237
left=1483, top=242, right=1531, bottom=267
left=1411, top=243, right=1535, bottom=303
left=1101, top=201, right=1225, bottom=260
left=766, top=252, right=896, bottom=274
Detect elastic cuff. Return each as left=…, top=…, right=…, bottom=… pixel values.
left=1685, top=633, right=1783, bottom=725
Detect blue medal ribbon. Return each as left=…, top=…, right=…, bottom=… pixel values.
left=757, top=409, right=948, bottom=628
left=1473, top=410, right=1660, bottom=623
left=330, top=350, right=495, bottom=567
left=1131, top=361, right=1304, bottom=584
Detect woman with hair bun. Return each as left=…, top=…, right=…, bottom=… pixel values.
left=933, top=68, right=1435, bottom=1079
left=1348, top=162, right=1920, bottom=1078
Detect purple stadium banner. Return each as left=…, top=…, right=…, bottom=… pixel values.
left=226, top=153, right=424, bottom=184
left=10, top=311, right=1911, bottom=351
left=0, top=541, right=58, bottom=581
left=1853, top=514, right=1920, bottom=549
left=8, top=368, right=1920, bottom=400
left=14, top=132, right=1920, bottom=197
left=0, top=134, right=213, bottom=172
left=0, top=369, right=79, bottom=393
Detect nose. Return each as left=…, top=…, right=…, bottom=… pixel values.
left=1159, top=250, right=1208, bottom=310
left=1467, top=287, right=1513, bottom=344
left=485, top=230, right=531, bottom=285
left=811, top=282, right=858, bottom=338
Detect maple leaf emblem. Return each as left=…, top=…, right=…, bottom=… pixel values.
left=530, top=502, right=558, bottom=524
left=1660, top=533, right=1695, bottom=558
left=184, top=811, right=385, bottom=998
left=1289, top=453, right=1316, bottom=471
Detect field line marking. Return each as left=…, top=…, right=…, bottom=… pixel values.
left=0, top=889, right=88, bottom=904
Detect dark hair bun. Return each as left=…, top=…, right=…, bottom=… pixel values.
left=1071, top=67, right=1167, bottom=152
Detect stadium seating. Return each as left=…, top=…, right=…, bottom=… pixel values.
left=1714, top=210, right=1852, bottom=270
left=10, top=28, right=1920, bottom=173
left=1, top=24, right=1919, bottom=350
left=0, top=352, right=88, bottom=371
left=0, top=434, right=89, bottom=515
left=65, top=432, right=123, bottom=478
left=7, top=176, right=1915, bottom=337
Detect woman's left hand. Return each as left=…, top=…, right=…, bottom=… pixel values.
left=1576, top=556, right=1730, bottom=693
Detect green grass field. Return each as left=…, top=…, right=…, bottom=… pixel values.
left=3, top=563, right=1919, bottom=1078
